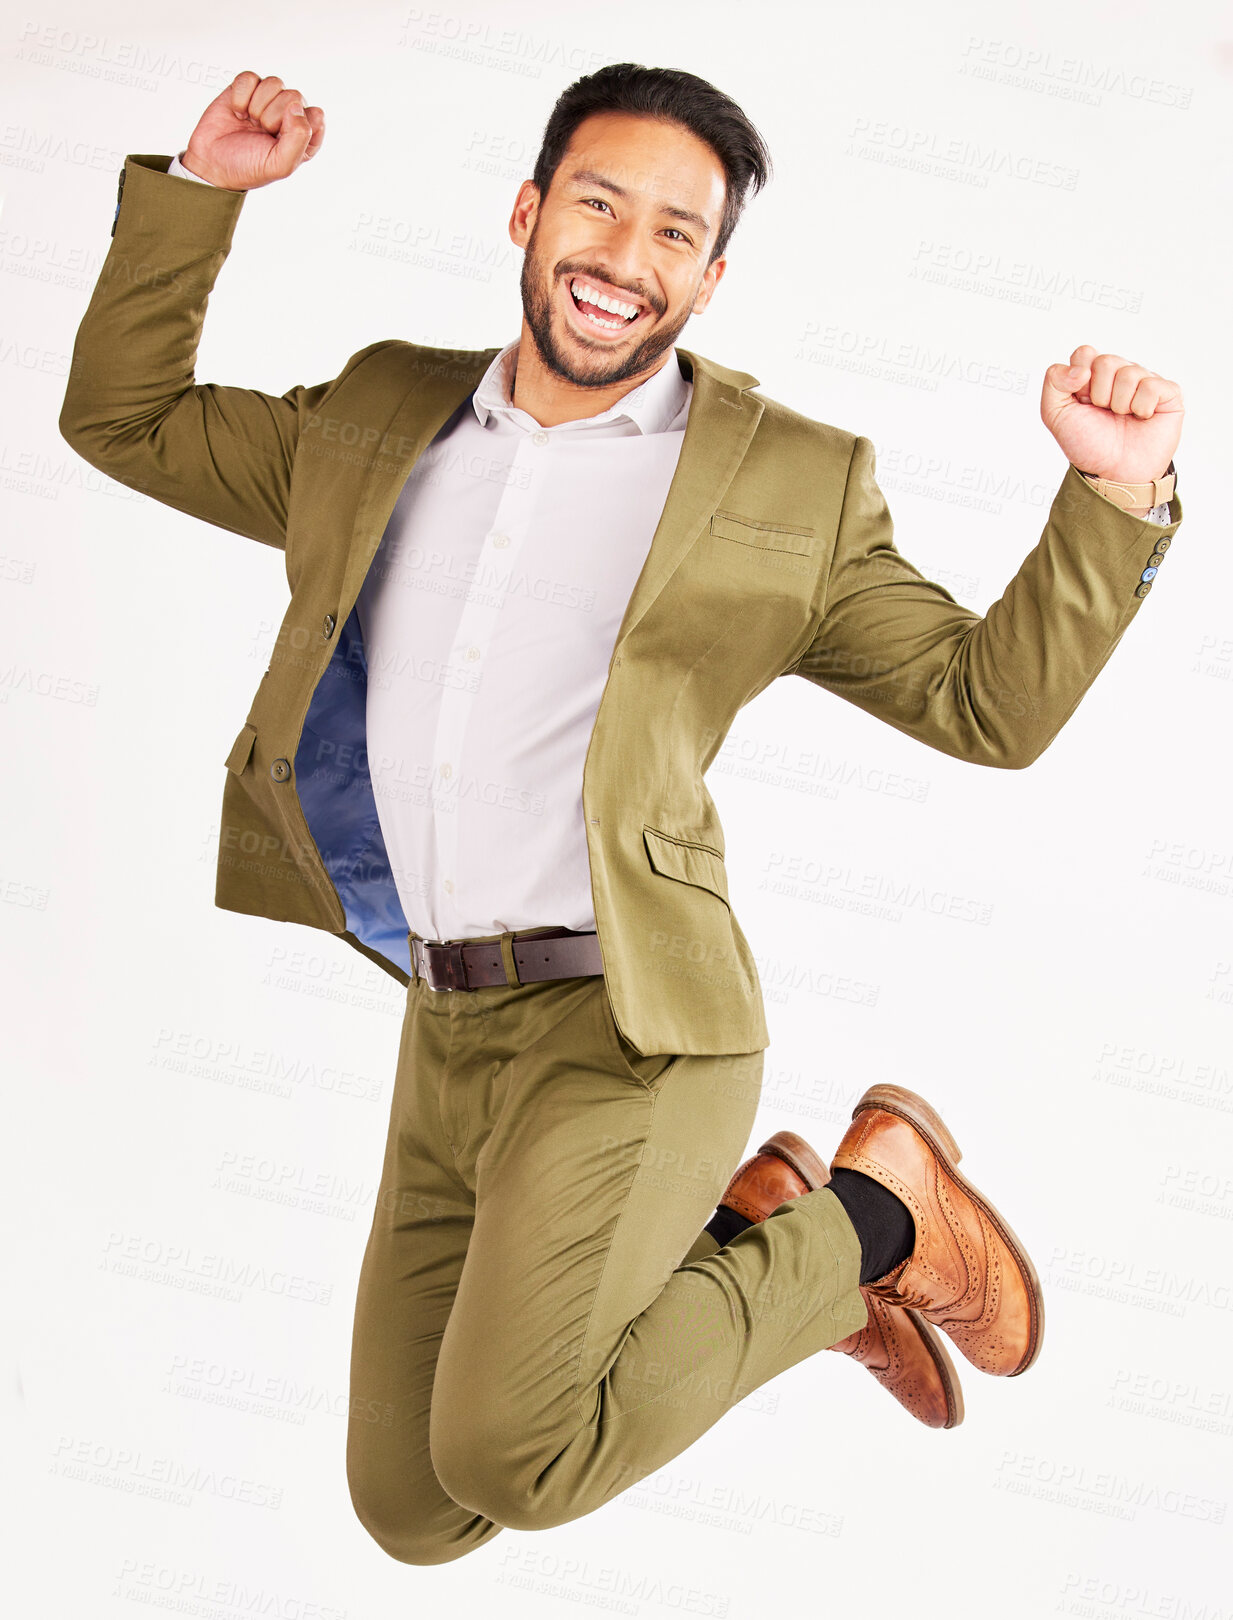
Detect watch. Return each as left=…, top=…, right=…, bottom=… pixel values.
left=1079, top=461, right=1175, bottom=511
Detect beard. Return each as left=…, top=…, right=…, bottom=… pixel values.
left=519, top=221, right=696, bottom=389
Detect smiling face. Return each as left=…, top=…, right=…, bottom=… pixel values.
left=509, top=110, right=729, bottom=390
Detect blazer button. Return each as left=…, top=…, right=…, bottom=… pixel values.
left=322, top=613, right=336, bottom=639
left=1147, top=553, right=1166, bottom=570
left=270, top=758, right=292, bottom=782
left=1140, top=566, right=1159, bottom=582
left=1153, top=536, right=1171, bottom=552
left=1135, top=582, right=1152, bottom=599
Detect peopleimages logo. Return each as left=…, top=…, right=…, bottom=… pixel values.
left=796, top=322, right=1028, bottom=394
left=15, top=23, right=230, bottom=89
left=994, top=1451, right=1226, bottom=1525
left=846, top=116, right=1079, bottom=190
left=958, top=37, right=1195, bottom=110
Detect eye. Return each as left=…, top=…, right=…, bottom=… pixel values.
left=582, top=197, right=613, bottom=213
left=662, top=228, right=690, bottom=244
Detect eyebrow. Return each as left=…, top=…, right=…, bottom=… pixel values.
left=565, top=167, right=711, bottom=235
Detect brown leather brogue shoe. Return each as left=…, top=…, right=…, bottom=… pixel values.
left=829, top=1295, right=963, bottom=1429
left=831, top=1083, right=1044, bottom=1377
left=718, top=1129, right=964, bottom=1428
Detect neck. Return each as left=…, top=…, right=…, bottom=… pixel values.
left=508, top=320, right=674, bottom=427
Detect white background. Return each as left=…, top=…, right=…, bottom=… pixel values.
left=3, top=1, right=1231, bottom=1615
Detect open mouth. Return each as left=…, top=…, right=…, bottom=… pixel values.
left=565, top=276, right=648, bottom=338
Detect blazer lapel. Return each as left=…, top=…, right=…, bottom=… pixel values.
left=612, top=346, right=763, bottom=652
left=340, top=346, right=500, bottom=608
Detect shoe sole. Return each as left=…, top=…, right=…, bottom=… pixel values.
left=853, top=1083, right=1045, bottom=1377
left=760, top=1129, right=832, bottom=1191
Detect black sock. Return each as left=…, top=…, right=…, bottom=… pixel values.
left=704, top=1204, right=754, bottom=1247
left=828, top=1168, right=915, bottom=1285
left=704, top=1170, right=915, bottom=1280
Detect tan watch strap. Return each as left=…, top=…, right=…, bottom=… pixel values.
left=1079, top=461, right=1175, bottom=510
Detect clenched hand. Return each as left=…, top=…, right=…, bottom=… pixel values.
left=1041, top=345, right=1184, bottom=484
left=181, top=70, right=325, bottom=191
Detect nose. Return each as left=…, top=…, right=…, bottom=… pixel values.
left=591, top=220, right=653, bottom=299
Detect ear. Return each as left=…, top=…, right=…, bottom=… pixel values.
left=508, top=179, right=540, bottom=250
left=691, top=253, right=727, bottom=315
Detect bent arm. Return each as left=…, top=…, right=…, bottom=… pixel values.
left=59, top=153, right=388, bottom=550
left=786, top=434, right=1183, bottom=768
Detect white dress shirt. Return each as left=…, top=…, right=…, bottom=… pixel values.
left=168, top=151, right=1172, bottom=944
left=353, top=340, right=691, bottom=939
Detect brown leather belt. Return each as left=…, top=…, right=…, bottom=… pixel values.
left=410, top=926, right=603, bottom=992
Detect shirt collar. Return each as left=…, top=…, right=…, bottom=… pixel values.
left=470, top=339, right=691, bottom=436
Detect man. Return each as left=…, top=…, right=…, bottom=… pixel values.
left=60, top=63, right=1184, bottom=1562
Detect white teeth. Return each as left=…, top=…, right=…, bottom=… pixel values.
left=570, top=278, right=640, bottom=322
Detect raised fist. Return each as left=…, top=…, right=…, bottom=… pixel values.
left=181, top=70, right=325, bottom=190
left=1040, top=344, right=1183, bottom=484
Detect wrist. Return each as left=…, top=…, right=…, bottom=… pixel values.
left=171, top=150, right=207, bottom=183
left=1077, top=461, right=1176, bottom=515
left=176, top=148, right=226, bottom=187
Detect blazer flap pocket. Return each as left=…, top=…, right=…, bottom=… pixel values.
left=643, top=825, right=730, bottom=908
left=224, top=723, right=257, bottom=775
left=710, top=511, right=816, bottom=555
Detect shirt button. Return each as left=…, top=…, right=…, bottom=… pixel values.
left=444, top=878, right=454, bottom=893
left=491, top=532, right=510, bottom=548
left=531, top=431, right=549, bottom=446
left=439, top=762, right=452, bottom=778
left=466, top=646, right=481, bottom=660
left=1135, top=581, right=1152, bottom=599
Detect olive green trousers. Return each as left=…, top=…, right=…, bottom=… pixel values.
left=345, top=930, right=867, bottom=1563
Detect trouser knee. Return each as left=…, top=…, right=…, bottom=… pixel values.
left=431, top=1413, right=572, bottom=1534
left=347, top=1460, right=490, bottom=1564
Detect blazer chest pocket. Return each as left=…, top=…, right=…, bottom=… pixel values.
left=709, top=511, right=817, bottom=558
left=643, top=825, right=730, bottom=910
left=224, top=723, right=257, bottom=775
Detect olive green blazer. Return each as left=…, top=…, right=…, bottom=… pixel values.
left=59, top=154, right=1184, bottom=1055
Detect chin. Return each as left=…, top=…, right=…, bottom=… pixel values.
left=544, top=323, right=648, bottom=387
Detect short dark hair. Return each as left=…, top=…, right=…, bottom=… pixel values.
left=531, top=63, right=772, bottom=262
